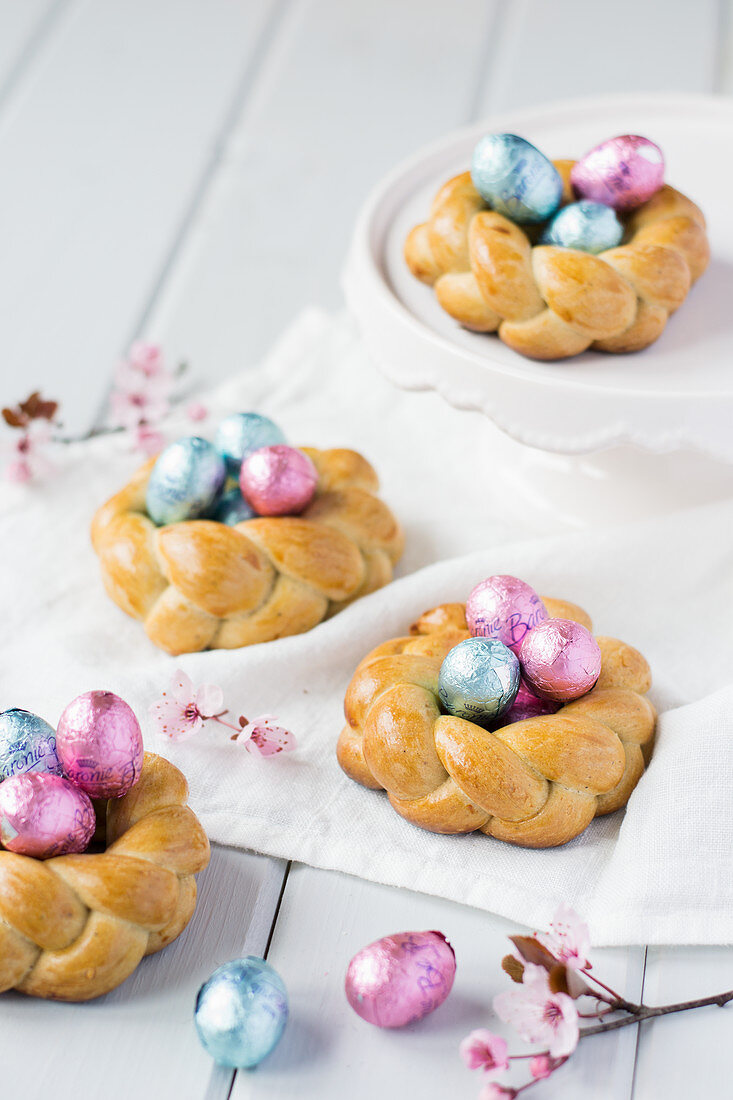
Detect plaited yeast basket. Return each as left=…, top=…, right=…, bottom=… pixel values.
left=338, top=598, right=656, bottom=848
left=92, top=446, right=404, bottom=656
left=0, top=753, right=209, bottom=1001
left=404, top=160, right=710, bottom=360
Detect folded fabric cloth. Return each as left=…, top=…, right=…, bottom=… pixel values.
left=1, top=309, right=732, bottom=945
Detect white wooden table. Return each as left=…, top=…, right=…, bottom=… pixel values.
left=1, top=2, right=732, bottom=1096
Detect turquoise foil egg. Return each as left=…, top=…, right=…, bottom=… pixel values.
left=470, top=133, right=563, bottom=225
left=541, top=200, right=624, bottom=254
left=215, top=413, right=286, bottom=476
left=438, top=637, right=520, bottom=727
left=210, top=486, right=257, bottom=526
left=195, top=957, right=289, bottom=1069
left=146, top=437, right=226, bottom=526
left=0, top=709, right=63, bottom=781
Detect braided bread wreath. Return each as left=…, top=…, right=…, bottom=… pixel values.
left=404, top=161, right=710, bottom=359
left=0, top=754, right=210, bottom=1001
left=92, top=446, right=404, bottom=656
left=338, top=597, right=656, bottom=848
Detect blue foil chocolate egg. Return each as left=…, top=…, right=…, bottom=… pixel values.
left=146, top=437, right=226, bottom=526
left=195, top=957, right=289, bottom=1069
left=471, top=133, right=563, bottom=225
left=215, top=413, right=286, bottom=476
left=0, top=709, right=63, bottom=782
left=438, top=638, right=520, bottom=727
left=540, top=200, right=624, bottom=254
left=210, top=486, right=257, bottom=526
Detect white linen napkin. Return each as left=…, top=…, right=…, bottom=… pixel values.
left=1, top=309, right=732, bottom=945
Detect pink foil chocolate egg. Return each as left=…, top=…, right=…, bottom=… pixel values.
left=466, top=575, right=548, bottom=654
left=240, top=444, right=318, bottom=516
left=0, top=772, right=95, bottom=858
left=345, top=930, right=456, bottom=1028
left=571, top=135, right=664, bottom=212
left=56, top=691, right=143, bottom=798
left=519, top=618, right=602, bottom=703
left=499, top=678, right=561, bottom=726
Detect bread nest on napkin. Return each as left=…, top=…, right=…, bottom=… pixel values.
left=0, top=754, right=209, bottom=1001
left=91, top=446, right=404, bottom=655
left=338, top=598, right=655, bottom=848
left=405, top=163, right=709, bottom=360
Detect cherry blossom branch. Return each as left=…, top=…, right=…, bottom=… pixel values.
left=579, top=988, right=733, bottom=1038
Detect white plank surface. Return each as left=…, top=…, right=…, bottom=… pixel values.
left=0, top=0, right=277, bottom=435
left=0, top=848, right=287, bottom=1100
left=231, top=867, right=646, bottom=1100
left=1, top=1, right=732, bottom=1098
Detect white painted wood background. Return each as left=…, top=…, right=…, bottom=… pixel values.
left=1, top=1, right=732, bottom=1097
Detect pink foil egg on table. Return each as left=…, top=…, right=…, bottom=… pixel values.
left=240, top=444, right=318, bottom=516
left=466, top=574, right=548, bottom=654
left=519, top=618, right=602, bottom=704
left=0, top=772, right=95, bottom=858
left=345, top=930, right=456, bottom=1028
left=570, top=135, right=665, bottom=212
left=56, top=691, right=144, bottom=798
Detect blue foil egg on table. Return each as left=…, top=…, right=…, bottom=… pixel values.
left=0, top=709, right=63, bottom=781
left=470, top=133, right=563, bottom=225
left=195, top=957, right=289, bottom=1069
left=214, top=413, right=286, bottom=476
left=438, top=637, right=520, bottom=727
left=540, top=200, right=624, bottom=254
left=146, top=437, right=226, bottom=526
left=210, top=487, right=257, bottom=526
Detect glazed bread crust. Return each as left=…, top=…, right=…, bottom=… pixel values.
left=0, top=754, right=210, bottom=1001
left=404, top=162, right=709, bottom=360
left=337, top=599, right=655, bottom=848
left=91, top=447, right=404, bottom=655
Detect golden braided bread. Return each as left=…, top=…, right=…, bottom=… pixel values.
left=338, top=598, right=655, bottom=848
left=92, top=447, right=404, bottom=656
left=405, top=161, right=709, bottom=359
left=0, top=753, right=209, bottom=1001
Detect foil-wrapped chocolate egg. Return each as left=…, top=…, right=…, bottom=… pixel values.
left=214, top=412, right=286, bottom=476
left=195, top=956, right=289, bottom=1068
left=438, top=637, right=520, bottom=727
left=146, top=436, right=227, bottom=526
left=345, top=930, right=456, bottom=1028
left=210, top=486, right=257, bottom=526
left=571, top=135, right=664, bottom=212
left=466, top=575, right=548, bottom=654
left=240, top=445, right=318, bottom=516
left=540, top=200, right=624, bottom=254
left=0, top=708, right=63, bottom=781
left=471, top=133, right=563, bottom=225
left=498, top=679, right=561, bottom=726
left=0, top=772, right=95, bottom=858
left=520, top=618, right=602, bottom=703
left=56, top=691, right=143, bottom=798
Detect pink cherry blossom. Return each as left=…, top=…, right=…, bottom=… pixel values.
left=479, top=1084, right=516, bottom=1100
left=107, top=342, right=175, bottom=431
left=494, top=963, right=579, bottom=1058
left=128, top=341, right=167, bottom=377
left=4, top=420, right=54, bottom=482
left=150, top=669, right=224, bottom=742
left=187, top=401, right=208, bottom=422
left=238, top=714, right=297, bottom=756
left=530, top=1054, right=554, bottom=1079
left=536, top=903, right=591, bottom=971
left=133, top=424, right=166, bottom=455
left=460, top=1030, right=509, bottom=1078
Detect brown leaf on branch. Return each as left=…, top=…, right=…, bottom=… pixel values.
left=502, top=954, right=525, bottom=984
left=2, top=407, right=26, bottom=428
left=2, top=392, right=59, bottom=430
left=509, top=934, right=558, bottom=971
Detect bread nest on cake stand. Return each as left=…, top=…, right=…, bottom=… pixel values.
left=338, top=598, right=655, bottom=848
left=404, top=162, right=709, bottom=360
left=92, top=447, right=404, bottom=656
left=0, top=753, right=210, bottom=1001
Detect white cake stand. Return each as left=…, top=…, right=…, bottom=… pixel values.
left=343, top=93, right=733, bottom=527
